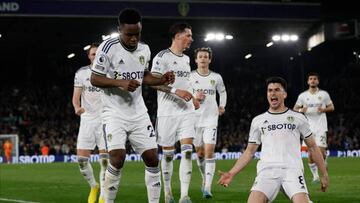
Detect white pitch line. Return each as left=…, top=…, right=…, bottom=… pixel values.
left=0, top=198, right=40, bottom=203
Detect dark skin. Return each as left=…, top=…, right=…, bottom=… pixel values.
left=91, top=22, right=175, bottom=169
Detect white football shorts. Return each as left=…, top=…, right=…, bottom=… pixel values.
left=313, top=131, right=327, bottom=148
left=251, top=168, right=309, bottom=202
left=77, top=118, right=105, bottom=150
left=156, top=113, right=195, bottom=147
left=193, top=126, right=217, bottom=147
left=103, top=114, right=157, bottom=155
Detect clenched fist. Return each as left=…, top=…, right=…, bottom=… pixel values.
left=162, top=71, right=175, bottom=85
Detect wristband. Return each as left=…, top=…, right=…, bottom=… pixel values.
left=170, top=87, right=177, bottom=94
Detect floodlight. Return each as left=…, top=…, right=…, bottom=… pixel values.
left=290, top=35, right=299, bottom=41
left=225, top=35, right=233, bottom=40
left=83, top=45, right=91, bottom=51
left=281, top=34, right=290, bottom=42
left=245, top=54, right=252, bottom=59
left=272, top=35, right=281, bottom=41
left=67, top=53, right=75, bottom=59
left=266, top=42, right=273, bottom=47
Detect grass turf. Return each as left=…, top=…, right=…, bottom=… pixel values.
left=0, top=158, right=359, bottom=203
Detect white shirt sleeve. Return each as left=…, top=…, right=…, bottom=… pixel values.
left=91, top=43, right=111, bottom=76
left=216, top=74, right=227, bottom=107
left=298, top=115, right=312, bottom=139
left=295, top=93, right=304, bottom=107
left=323, top=91, right=333, bottom=106
left=151, top=54, right=167, bottom=75
left=74, top=70, right=83, bottom=88
left=248, top=118, right=261, bottom=144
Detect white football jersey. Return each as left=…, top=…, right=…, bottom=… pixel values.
left=248, top=109, right=312, bottom=172
left=91, top=38, right=151, bottom=122
left=295, top=89, right=332, bottom=133
left=74, top=66, right=103, bottom=121
left=151, top=49, right=194, bottom=116
left=190, top=70, right=227, bottom=127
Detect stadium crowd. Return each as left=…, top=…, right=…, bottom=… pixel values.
left=1, top=62, right=359, bottom=156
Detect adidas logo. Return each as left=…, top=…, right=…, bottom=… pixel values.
left=152, top=182, right=161, bottom=187
left=195, top=81, right=199, bottom=83
left=206, top=172, right=211, bottom=175
left=173, top=61, right=177, bottom=65
left=86, top=78, right=90, bottom=81
left=186, top=171, right=192, bottom=175
left=119, top=59, right=124, bottom=64
left=263, top=120, right=268, bottom=124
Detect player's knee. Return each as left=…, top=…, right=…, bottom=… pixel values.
left=181, top=144, right=193, bottom=160
left=77, top=156, right=89, bottom=170
left=99, top=153, right=109, bottom=168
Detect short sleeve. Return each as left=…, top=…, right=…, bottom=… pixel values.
left=298, top=115, right=312, bottom=139
left=248, top=118, right=261, bottom=144
left=323, top=91, right=333, bottom=106
left=91, top=41, right=111, bottom=76
left=74, top=70, right=83, bottom=88
left=295, top=93, right=304, bottom=107
left=151, top=53, right=167, bottom=75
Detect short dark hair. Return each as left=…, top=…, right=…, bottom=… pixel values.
left=169, top=22, right=192, bottom=39
left=266, top=76, right=287, bottom=92
left=194, top=47, right=213, bottom=59
left=86, top=42, right=99, bottom=55
left=118, top=8, right=142, bottom=25
left=307, top=72, right=320, bottom=80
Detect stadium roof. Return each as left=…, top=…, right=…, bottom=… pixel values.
left=0, top=0, right=358, bottom=77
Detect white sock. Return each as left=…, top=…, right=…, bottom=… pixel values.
left=179, top=144, right=193, bottom=198
left=99, top=153, right=109, bottom=199
left=196, top=156, right=205, bottom=187
left=145, top=166, right=161, bottom=203
left=204, top=158, right=215, bottom=192
left=309, top=163, right=319, bottom=179
left=78, top=156, right=97, bottom=188
left=161, top=150, right=174, bottom=197
left=104, top=163, right=121, bottom=203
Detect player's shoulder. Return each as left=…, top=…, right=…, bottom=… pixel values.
left=298, top=90, right=309, bottom=97
left=288, top=109, right=307, bottom=121
left=318, top=88, right=330, bottom=95
left=99, top=38, right=120, bottom=54
left=155, top=49, right=171, bottom=58
left=252, top=112, right=268, bottom=123
left=75, top=65, right=90, bottom=74
left=138, top=41, right=150, bottom=51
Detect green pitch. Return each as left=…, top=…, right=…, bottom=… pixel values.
left=1, top=158, right=360, bottom=203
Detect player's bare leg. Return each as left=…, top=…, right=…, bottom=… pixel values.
left=104, top=149, right=126, bottom=203
left=179, top=138, right=193, bottom=203
left=77, top=149, right=99, bottom=203
left=247, top=191, right=268, bottom=203
left=161, top=146, right=175, bottom=203
left=142, top=149, right=161, bottom=203
left=291, top=193, right=311, bottom=203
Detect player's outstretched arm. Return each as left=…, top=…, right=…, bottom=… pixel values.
left=217, top=143, right=259, bottom=187
left=143, top=71, right=175, bottom=86
left=150, top=72, right=193, bottom=102
left=90, top=73, right=140, bottom=92
left=305, top=136, right=329, bottom=192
